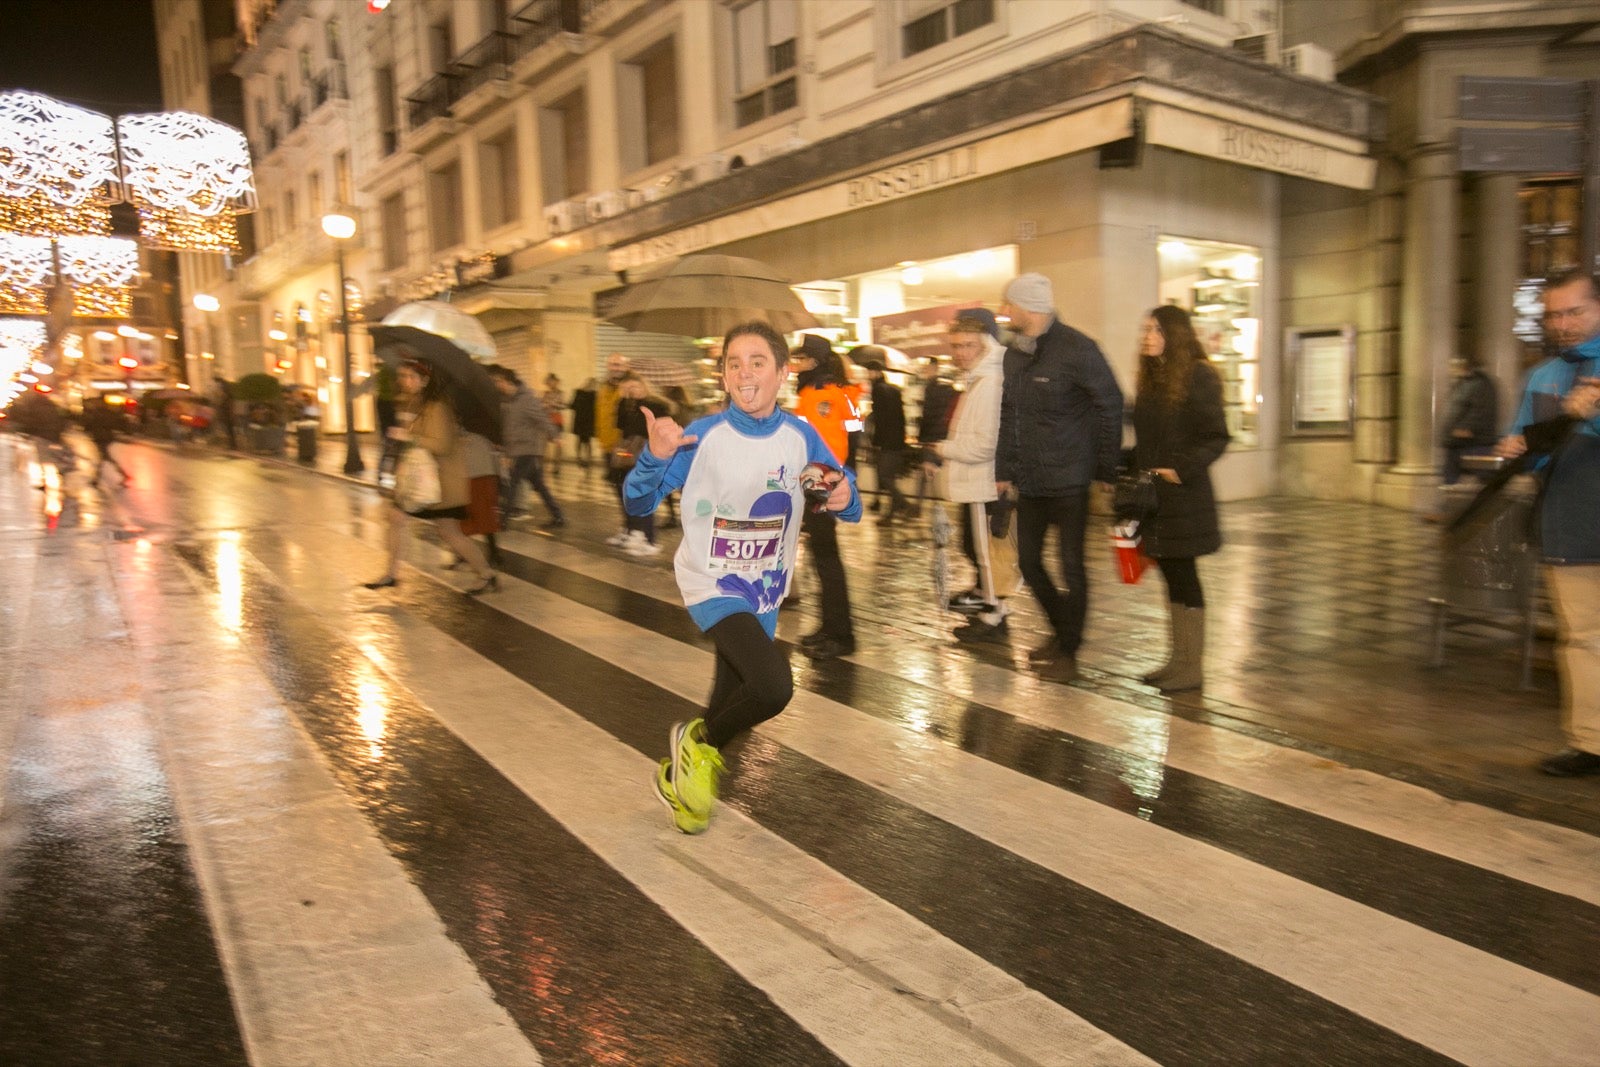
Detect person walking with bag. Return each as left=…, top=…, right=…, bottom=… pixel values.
left=363, top=359, right=496, bottom=595
left=625, top=321, right=861, bottom=833
left=1131, top=305, right=1230, bottom=693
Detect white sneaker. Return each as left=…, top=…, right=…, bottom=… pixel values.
left=625, top=531, right=662, bottom=556
left=978, top=599, right=1012, bottom=626
left=605, top=528, right=630, bottom=547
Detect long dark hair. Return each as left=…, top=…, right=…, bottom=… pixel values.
left=402, top=356, right=448, bottom=406
left=1137, top=305, right=1208, bottom=412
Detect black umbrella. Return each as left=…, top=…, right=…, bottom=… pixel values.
left=369, top=323, right=502, bottom=444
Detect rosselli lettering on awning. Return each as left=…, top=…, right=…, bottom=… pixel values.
left=1142, top=101, right=1376, bottom=190
left=610, top=97, right=1135, bottom=272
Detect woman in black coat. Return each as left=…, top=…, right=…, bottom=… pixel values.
left=1131, top=304, right=1230, bottom=692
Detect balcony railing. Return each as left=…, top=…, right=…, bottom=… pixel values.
left=511, top=0, right=562, bottom=54
left=306, top=64, right=348, bottom=113
left=406, top=72, right=458, bottom=129
left=450, top=31, right=518, bottom=99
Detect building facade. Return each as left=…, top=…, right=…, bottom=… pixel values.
left=191, top=0, right=1599, bottom=503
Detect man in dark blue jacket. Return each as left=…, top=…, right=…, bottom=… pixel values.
left=995, top=273, right=1123, bottom=681
left=1503, top=270, right=1600, bottom=777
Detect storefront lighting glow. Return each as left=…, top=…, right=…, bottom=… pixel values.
left=0, top=234, right=55, bottom=315
left=58, top=235, right=138, bottom=317
left=0, top=91, right=120, bottom=236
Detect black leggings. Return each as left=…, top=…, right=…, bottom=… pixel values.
left=703, top=613, right=795, bottom=748
left=1155, top=556, right=1205, bottom=608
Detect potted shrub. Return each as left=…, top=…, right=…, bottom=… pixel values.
left=234, top=373, right=286, bottom=454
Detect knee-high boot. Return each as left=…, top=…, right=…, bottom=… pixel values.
left=1158, top=606, right=1205, bottom=693
left=1141, top=602, right=1180, bottom=685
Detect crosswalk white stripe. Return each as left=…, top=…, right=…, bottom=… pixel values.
left=110, top=543, right=543, bottom=1067
left=279, top=525, right=1158, bottom=1066
left=509, top=528, right=1600, bottom=907
left=447, top=548, right=1600, bottom=1067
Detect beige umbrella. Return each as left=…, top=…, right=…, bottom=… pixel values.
left=604, top=254, right=821, bottom=337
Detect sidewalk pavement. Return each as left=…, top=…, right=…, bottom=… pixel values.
left=190, top=432, right=1599, bottom=832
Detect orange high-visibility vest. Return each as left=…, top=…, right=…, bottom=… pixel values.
left=793, top=382, right=862, bottom=465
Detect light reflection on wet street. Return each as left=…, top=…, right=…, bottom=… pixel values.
left=2, top=433, right=1599, bottom=1066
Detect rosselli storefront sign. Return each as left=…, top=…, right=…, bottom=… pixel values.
left=845, top=147, right=979, bottom=208
left=1143, top=102, right=1375, bottom=189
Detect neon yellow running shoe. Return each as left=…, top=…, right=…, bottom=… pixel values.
left=653, top=758, right=708, bottom=834
left=671, top=719, right=725, bottom=818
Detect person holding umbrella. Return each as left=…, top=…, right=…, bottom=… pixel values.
left=363, top=358, right=497, bottom=595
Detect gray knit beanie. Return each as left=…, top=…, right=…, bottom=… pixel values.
left=1003, top=273, right=1054, bottom=315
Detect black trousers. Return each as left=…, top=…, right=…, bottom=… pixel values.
left=1155, top=556, right=1204, bottom=608
left=504, top=453, right=563, bottom=521
left=1015, top=489, right=1090, bottom=653
left=703, top=613, right=795, bottom=748
left=874, top=448, right=910, bottom=515
left=802, top=507, right=853, bottom=639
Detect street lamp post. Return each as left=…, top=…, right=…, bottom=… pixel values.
left=321, top=211, right=363, bottom=475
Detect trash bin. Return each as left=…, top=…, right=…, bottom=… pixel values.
left=296, top=422, right=318, bottom=464
left=1428, top=455, right=1539, bottom=686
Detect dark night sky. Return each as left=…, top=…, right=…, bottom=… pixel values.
left=0, top=0, right=163, bottom=115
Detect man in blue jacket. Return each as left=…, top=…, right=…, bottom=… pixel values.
left=995, top=273, right=1124, bottom=681
left=1499, top=271, right=1600, bottom=777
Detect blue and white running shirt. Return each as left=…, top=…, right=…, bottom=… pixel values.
left=624, top=404, right=861, bottom=636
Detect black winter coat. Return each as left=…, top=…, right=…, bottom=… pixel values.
left=1132, top=359, right=1229, bottom=558
left=996, top=319, right=1124, bottom=494
left=918, top=378, right=957, bottom=444
left=869, top=379, right=906, bottom=450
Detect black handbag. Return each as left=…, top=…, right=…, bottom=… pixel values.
left=1112, top=469, right=1160, bottom=524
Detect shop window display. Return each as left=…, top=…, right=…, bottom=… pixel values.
left=1158, top=236, right=1261, bottom=448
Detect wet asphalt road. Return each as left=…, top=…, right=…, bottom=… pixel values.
left=1, top=433, right=1598, bottom=1066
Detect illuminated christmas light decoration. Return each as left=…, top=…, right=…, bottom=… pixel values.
left=0, top=234, right=55, bottom=315
left=117, top=111, right=255, bottom=252
left=58, top=235, right=139, bottom=317
left=135, top=203, right=241, bottom=253
left=62, top=331, right=83, bottom=361
left=0, top=318, right=47, bottom=353
left=0, top=91, right=120, bottom=237
left=0, top=195, right=111, bottom=238
left=0, top=318, right=48, bottom=384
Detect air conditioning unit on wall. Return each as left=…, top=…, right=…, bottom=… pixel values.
left=543, top=199, right=584, bottom=235
left=585, top=190, right=626, bottom=223
left=1232, top=31, right=1280, bottom=66
left=1282, top=43, right=1336, bottom=82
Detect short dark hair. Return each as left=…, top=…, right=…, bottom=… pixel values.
left=721, top=321, right=789, bottom=367
left=1546, top=269, right=1600, bottom=300
left=486, top=363, right=520, bottom=385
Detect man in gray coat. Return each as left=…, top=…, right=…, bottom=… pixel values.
left=995, top=273, right=1123, bottom=681
left=490, top=365, right=566, bottom=528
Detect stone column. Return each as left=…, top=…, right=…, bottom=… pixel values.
left=1475, top=173, right=1521, bottom=433
left=1378, top=144, right=1458, bottom=506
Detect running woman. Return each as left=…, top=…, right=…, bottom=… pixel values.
left=625, top=321, right=862, bottom=833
